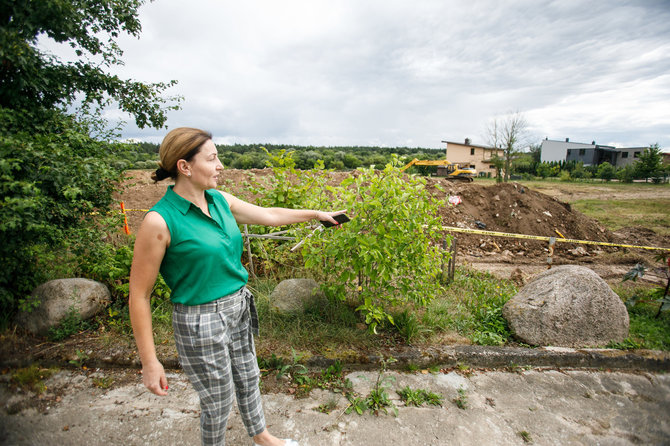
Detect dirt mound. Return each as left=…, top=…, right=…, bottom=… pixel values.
left=424, top=179, right=618, bottom=257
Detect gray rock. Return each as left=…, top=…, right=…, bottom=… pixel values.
left=270, top=278, right=325, bottom=314
left=16, top=278, right=110, bottom=336
left=502, top=265, right=629, bottom=347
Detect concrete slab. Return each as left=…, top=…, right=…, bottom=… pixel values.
left=1, top=367, right=668, bottom=445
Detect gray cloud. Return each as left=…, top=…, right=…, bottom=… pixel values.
left=85, top=0, right=670, bottom=149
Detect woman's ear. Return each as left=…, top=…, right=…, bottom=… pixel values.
left=176, top=159, right=191, bottom=177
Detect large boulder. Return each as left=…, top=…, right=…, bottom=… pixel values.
left=502, top=265, right=629, bottom=347
left=16, top=278, right=110, bottom=336
left=270, top=278, right=325, bottom=315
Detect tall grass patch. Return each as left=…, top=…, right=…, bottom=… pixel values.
left=612, top=283, right=670, bottom=350
left=420, top=268, right=518, bottom=346
left=249, top=279, right=383, bottom=358
left=572, top=198, right=670, bottom=236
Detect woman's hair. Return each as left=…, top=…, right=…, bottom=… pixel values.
left=152, top=127, right=213, bottom=182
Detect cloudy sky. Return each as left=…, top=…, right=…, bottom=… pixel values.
left=47, top=0, right=670, bottom=149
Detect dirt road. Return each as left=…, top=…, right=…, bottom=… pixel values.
left=2, top=365, right=669, bottom=445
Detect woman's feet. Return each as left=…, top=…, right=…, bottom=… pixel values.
left=252, top=429, right=299, bottom=446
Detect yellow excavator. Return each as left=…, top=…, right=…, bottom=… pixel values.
left=400, top=158, right=476, bottom=182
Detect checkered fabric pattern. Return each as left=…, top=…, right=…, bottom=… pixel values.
left=173, top=287, right=265, bottom=445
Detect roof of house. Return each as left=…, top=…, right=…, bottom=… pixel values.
left=441, top=139, right=498, bottom=150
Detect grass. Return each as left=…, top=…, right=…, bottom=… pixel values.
left=249, top=265, right=669, bottom=354
left=20, top=263, right=667, bottom=363
left=249, top=268, right=519, bottom=358
left=250, top=278, right=384, bottom=359
left=420, top=268, right=517, bottom=346
left=572, top=198, right=670, bottom=236
left=610, top=284, right=670, bottom=350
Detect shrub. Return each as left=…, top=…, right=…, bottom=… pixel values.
left=0, top=108, right=127, bottom=325
left=302, top=159, right=448, bottom=331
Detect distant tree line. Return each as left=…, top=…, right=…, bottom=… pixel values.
left=123, top=141, right=668, bottom=183
left=124, top=142, right=445, bottom=172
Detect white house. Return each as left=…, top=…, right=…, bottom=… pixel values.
left=540, top=138, right=601, bottom=163
left=540, top=138, right=653, bottom=168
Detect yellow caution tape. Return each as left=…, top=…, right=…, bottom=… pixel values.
left=440, top=226, right=670, bottom=252
left=118, top=206, right=669, bottom=252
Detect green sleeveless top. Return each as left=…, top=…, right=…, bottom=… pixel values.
left=148, top=186, right=248, bottom=305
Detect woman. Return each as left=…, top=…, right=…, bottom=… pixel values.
left=129, top=127, right=343, bottom=446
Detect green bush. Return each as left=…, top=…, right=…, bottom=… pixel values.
left=302, top=158, right=448, bottom=331
left=0, top=108, right=128, bottom=325
left=617, top=165, right=637, bottom=183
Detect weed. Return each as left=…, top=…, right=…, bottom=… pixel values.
left=456, top=363, right=473, bottom=377
left=365, top=357, right=398, bottom=416
left=345, top=357, right=398, bottom=417
left=251, top=278, right=379, bottom=357
left=315, top=398, right=339, bottom=414
left=453, top=386, right=468, bottom=409
left=428, top=268, right=515, bottom=347
left=48, top=307, right=96, bottom=341
left=518, top=430, right=533, bottom=443
left=613, top=274, right=670, bottom=350
left=470, top=306, right=511, bottom=346
left=397, top=386, right=443, bottom=407
left=258, top=353, right=286, bottom=375
left=314, top=361, right=351, bottom=394
left=69, top=349, right=89, bottom=368
left=507, top=362, right=533, bottom=373
left=623, top=254, right=670, bottom=318
left=366, top=384, right=396, bottom=415
left=92, top=376, right=115, bottom=389
left=11, top=364, right=58, bottom=394
left=345, top=395, right=369, bottom=415
left=606, top=337, right=642, bottom=350
left=405, top=363, right=421, bottom=373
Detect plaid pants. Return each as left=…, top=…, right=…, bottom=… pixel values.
left=173, top=287, right=265, bottom=446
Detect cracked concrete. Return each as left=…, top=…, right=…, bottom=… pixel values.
left=1, top=365, right=669, bottom=445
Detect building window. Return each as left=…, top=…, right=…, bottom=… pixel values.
left=579, top=149, right=586, bottom=156
left=567, top=149, right=572, bottom=154
left=621, top=152, right=628, bottom=158
left=470, top=148, right=475, bottom=155
left=634, top=151, right=641, bottom=158
left=489, top=165, right=496, bottom=169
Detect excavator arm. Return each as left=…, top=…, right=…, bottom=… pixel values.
left=400, top=158, right=452, bottom=172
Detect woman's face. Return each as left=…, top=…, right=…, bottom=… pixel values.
left=187, top=140, right=223, bottom=189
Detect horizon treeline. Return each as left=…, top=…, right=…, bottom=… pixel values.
left=122, top=142, right=445, bottom=171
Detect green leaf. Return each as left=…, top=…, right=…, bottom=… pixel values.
left=623, top=263, right=646, bottom=282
